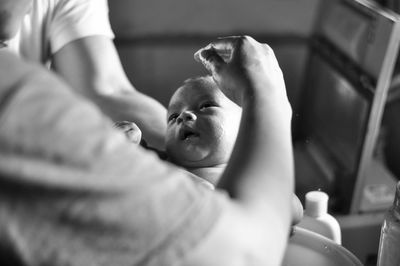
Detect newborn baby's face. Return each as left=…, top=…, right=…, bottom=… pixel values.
left=166, top=77, right=241, bottom=168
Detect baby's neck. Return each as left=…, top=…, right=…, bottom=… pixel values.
left=187, top=164, right=226, bottom=186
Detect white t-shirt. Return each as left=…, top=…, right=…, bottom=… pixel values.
left=7, top=0, right=114, bottom=66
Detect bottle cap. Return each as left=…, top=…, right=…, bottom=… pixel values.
left=304, top=191, right=329, bottom=217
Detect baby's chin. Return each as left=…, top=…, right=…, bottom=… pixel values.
left=168, top=146, right=208, bottom=166
left=174, top=152, right=228, bottom=170
left=172, top=155, right=209, bottom=169
left=167, top=141, right=230, bottom=168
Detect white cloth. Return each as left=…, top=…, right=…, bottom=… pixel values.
left=7, top=0, right=114, bottom=66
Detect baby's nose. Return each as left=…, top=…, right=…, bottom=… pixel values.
left=177, top=111, right=197, bottom=123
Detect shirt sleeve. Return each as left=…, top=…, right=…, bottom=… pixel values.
left=0, top=51, right=229, bottom=266
left=48, top=0, right=115, bottom=53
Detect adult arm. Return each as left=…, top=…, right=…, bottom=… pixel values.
left=184, top=36, right=294, bottom=266
left=0, top=50, right=226, bottom=266
left=51, top=36, right=167, bottom=149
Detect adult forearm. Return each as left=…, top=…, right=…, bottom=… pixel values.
left=219, top=86, right=294, bottom=219
left=93, top=90, right=167, bottom=149
left=186, top=36, right=294, bottom=265
left=51, top=36, right=167, bottom=149
left=195, top=36, right=295, bottom=225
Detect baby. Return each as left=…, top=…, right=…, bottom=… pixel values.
left=116, top=75, right=240, bottom=186
left=165, top=75, right=241, bottom=186
left=166, top=75, right=303, bottom=224
left=116, top=75, right=303, bottom=223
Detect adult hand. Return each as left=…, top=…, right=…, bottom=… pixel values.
left=194, top=35, right=287, bottom=106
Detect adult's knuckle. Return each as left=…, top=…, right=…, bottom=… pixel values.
left=239, top=35, right=251, bottom=45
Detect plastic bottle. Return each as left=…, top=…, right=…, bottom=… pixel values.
left=377, top=181, right=400, bottom=266
left=297, top=190, right=341, bottom=244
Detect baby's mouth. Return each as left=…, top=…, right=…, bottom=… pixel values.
left=179, top=128, right=199, bottom=141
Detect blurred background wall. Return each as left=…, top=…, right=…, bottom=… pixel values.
left=108, top=0, right=321, bottom=118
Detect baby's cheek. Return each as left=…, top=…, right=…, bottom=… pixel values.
left=165, top=130, right=176, bottom=148
left=207, top=125, right=229, bottom=151
left=207, top=118, right=225, bottom=138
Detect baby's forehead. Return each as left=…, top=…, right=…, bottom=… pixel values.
left=167, top=76, right=236, bottom=113
left=173, top=80, right=221, bottom=101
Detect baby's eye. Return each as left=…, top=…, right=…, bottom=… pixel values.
left=168, top=113, right=178, bottom=123
left=199, top=101, right=217, bottom=110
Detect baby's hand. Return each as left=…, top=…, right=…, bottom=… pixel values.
left=114, top=121, right=142, bottom=144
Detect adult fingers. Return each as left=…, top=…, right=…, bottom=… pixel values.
left=208, top=36, right=240, bottom=63
left=193, top=35, right=245, bottom=74
left=194, top=45, right=225, bottom=74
